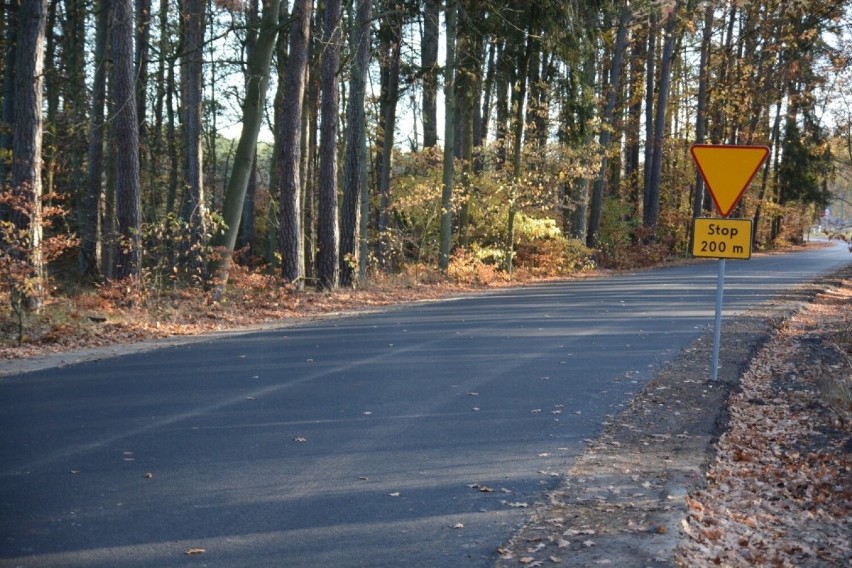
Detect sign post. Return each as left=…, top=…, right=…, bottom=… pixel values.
left=690, top=145, right=769, bottom=380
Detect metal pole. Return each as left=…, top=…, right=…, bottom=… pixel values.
left=711, top=258, right=726, bottom=381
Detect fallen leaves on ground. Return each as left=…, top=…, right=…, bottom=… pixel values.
left=676, top=278, right=852, bottom=567
left=0, top=267, right=530, bottom=360
left=184, top=547, right=205, bottom=555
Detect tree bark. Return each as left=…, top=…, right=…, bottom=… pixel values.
left=586, top=3, right=630, bottom=249
left=180, top=0, right=206, bottom=261
left=208, top=0, right=281, bottom=293
left=135, top=0, right=151, bottom=133
left=110, top=0, right=142, bottom=280
left=505, top=5, right=535, bottom=273
left=643, top=1, right=679, bottom=236
left=277, top=0, right=312, bottom=287
left=238, top=0, right=260, bottom=258
left=691, top=3, right=713, bottom=220
left=479, top=38, right=496, bottom=152
left=421, top=0, right=439, bottom=148
left=340, top=0, right=371, bottom=287
left=375, top=2, right=403, bottom=270
left=0, top=0, right=16, bottom=191
left=624, top=25, right=646, bottom=208
left=9, top=0, right=47, bottom=309
left=315, top=0, right=341, bottom=291
left=642, top=13, right=657, bottom=211
left=438, top=0, right=457, bottom=271
left=569, top=33, right=597, bottom=241
left=81, top=0, right=109, bottom=280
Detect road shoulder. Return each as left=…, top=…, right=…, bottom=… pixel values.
left=496, top=265, right=851, bottom=567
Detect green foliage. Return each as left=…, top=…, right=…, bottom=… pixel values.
left=134, top=212, right=228, bottom=307
left=383, top=148, right=445, bottom=268
left=509, top=213, right=595, bottom=275
left=595, top=198, right=637, bottom=267
left=389, top=141, right=602, bottom=278
left=778, top=121, right=832, bottom=207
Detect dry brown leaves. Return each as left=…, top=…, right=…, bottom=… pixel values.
left=676, top=279, right=852, bottom=567
left=0, top=267, right=497, bottom=361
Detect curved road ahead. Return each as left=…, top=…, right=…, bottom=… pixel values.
left=1, top=243, right=850, bottom=567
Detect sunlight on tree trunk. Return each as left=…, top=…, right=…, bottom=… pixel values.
left=340, top=0, right=371, bottom=288
left=208, top=0, right=281, bottom=297
left=9, top=0, right=47, bottom=310
left=438, top=0, right=457, bottom=272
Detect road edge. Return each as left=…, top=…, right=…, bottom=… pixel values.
left=495, top=265, right=852, bottom=567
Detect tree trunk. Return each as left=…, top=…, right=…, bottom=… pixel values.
left=340, top=0, right=370, bottom=287
left=208, top=0, right=281, bottom=293
left=505, top=6, right=534, bottom=273
left=587, top=4, right=630, bottom=249
left=165, top=51, right=179, bottom=215
left=493, top=39, right=510, bottom=170
left=421, top=0, right=439, bottom=148
left=9, top=0, right=47, bottom=310
left=110, top=0, right=142, bottom=280
left=454, top=1, right=479, bottom=250
left=569, top=5, right=598, bottom=241
left=642, top=13, right=657, bottom=209
left=753, top=94, right=783, bottom=244
left=375, top=2, right=403, bottom=270
left=276, top=0, right=312, bottom=287
left=710, top=2, right=737, bottom=145
left=52, top=0, right=87, bottom=264
left=303, top=57, right=318, bottom=282
left=238, top=155, right=257, bottom=257
left=81, top=0, right=109, bottom=280
left=438, top=0, right=457, bottom=271
left=0, top=0, right=17, bottom=190
left=135, top=0, right=151, bottom=133
left=643, top=1, right=679, bottom=236
left=691, top=3, right=713, bottom=220
left=479, top=38, right=496, bottom=151
left=237, top=0, right=260, bottom=258
left=153, top=0, right=168, bottom=140
left=43, top=0, right=57, bottom=124
left=180, top=0, right=206, bottom=263
left=315, top=0, right=341, bottom=291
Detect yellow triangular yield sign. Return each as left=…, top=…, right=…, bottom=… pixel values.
left=690, top=145, right=769, bottom=217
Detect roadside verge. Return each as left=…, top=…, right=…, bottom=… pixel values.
left=496, top=265, right=851, bottom=567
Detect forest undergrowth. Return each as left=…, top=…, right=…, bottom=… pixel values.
left=0, top=249, right=597, bottom=360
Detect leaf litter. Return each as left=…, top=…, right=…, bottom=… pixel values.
left=676, top=276, right=851, bottom=567
left=497, top=268, right=852, bottom=567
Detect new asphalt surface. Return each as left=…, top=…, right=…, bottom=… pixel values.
left=1, top=243, right=850, bottom=567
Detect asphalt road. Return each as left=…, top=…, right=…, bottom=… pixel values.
left=2, top=243, right=850, bottom=568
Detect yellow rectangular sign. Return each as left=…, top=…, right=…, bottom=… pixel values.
left=691, top=218, right=753, bottom=260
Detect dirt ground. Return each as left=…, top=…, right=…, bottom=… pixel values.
left=496, top=266, right=852, bottom=567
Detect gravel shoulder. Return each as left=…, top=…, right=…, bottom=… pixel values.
left=496, top=265, right=851, bottom=567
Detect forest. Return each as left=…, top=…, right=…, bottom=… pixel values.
left=1, top=0, right=851, bottom=341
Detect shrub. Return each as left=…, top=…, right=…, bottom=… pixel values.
left=447, top=246, right=509, bottom=286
